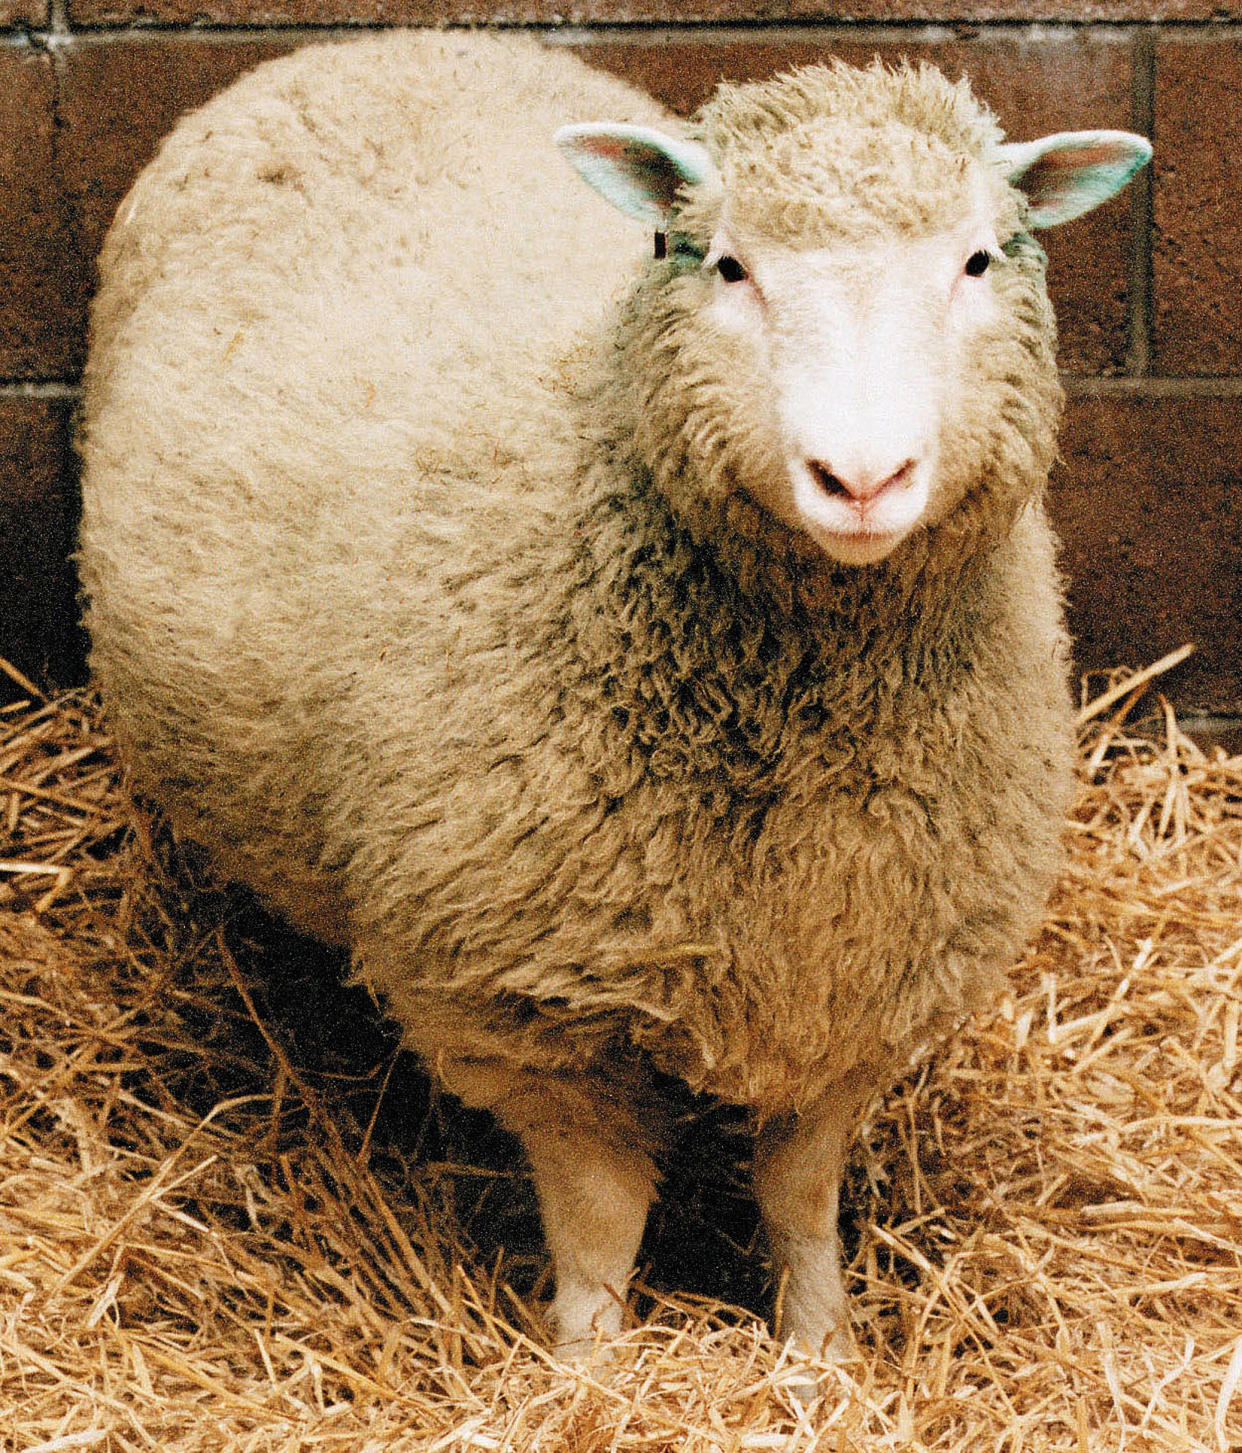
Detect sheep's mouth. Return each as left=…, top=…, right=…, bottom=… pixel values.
left=789, top=458, right=931, bottom=564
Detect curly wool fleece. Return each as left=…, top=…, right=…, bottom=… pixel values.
left=77, top=31, right=1147, bottom=1362
left=701, top=60, right=1008, bottom=244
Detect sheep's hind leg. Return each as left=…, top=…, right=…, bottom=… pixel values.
left=440, top=1060, right=661, bottom=1358
left=752, top=1074, right=872, bottom=1368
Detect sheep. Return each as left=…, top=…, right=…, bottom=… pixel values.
left=75, top=30, right=1151, bottom=1369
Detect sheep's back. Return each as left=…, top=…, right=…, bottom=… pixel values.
left=77, top=32, right=663, bottom=931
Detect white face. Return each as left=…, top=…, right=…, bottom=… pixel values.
left=702, top=212, right=1003, bottom=565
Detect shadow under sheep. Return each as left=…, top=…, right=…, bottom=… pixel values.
left=142, top=821, right=777, bottom=1335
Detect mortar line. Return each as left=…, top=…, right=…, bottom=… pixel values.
left=0, top=381, right=82, bottom=400
left=20, top=17, right=1242, bottom=46
left=1126, top=25, right=1156, bottom=378
left=1065, top=375, right=1242, bottom=397
left=11, top=14, right=1242, bottom=45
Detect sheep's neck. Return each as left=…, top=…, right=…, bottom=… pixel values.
left=553, top=456, right=1013, bottom=799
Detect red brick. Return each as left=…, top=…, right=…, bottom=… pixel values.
left=1152, top=37, right=1242, bottom=376
left=571, top=31, right=1138, bottom=375
left=0, top=48, right=85, bottom=381
left=0, top=0, right=50, bottom=24
left=0, top=397, right=83, bottom=696
left=1052, top=391, right=1242, bottom=715
left=61, top=0, right=1242, bottom=22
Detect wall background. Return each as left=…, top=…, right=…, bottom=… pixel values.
left=1, top=3, right=1239, bottom=727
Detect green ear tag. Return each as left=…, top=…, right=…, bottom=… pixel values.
left=669, top=234, right=706, bottom=274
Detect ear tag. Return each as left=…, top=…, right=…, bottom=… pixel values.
left=652, top=231, right=707, bottom=271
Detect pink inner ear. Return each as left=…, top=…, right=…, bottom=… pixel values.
left=586, top=138, right=634, bottom=163
left=1037, top=143, right=1120, bottom=172
left=579, top=137, right=684, bottom=209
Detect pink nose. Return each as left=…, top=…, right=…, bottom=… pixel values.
left=807, top=458, right=916, bottom=504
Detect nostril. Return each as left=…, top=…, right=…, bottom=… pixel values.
left=806, top=458, right=917, bottom=504
left=806, top=460, right=851, bottom=499
left=886, top=459, right=917, bottom=490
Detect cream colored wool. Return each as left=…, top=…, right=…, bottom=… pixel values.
left=77, top=32, right=1124, bottom=1369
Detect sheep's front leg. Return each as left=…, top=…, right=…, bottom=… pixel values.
left=439, top=1059, right=659, bottom=1357
left=519, top=1115, right=657, bottom=1356
left=752, top=1076, right=871, bottom=1363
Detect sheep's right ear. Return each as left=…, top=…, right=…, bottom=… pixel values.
left=554, top=123, right=718, bottom=227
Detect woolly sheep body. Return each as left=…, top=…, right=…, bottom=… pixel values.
left=78, top=32, right=1143, bottom=1368
left=79, top=31, right=663, bottom=941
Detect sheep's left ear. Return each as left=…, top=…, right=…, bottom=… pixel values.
left=999, top=130, right=1153, bottom=228
left=555, top=123, right=718, bottom=227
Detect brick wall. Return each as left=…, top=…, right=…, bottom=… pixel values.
left=2, top=5, right=1239, bottom=724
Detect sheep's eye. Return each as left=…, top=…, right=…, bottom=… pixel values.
left=716, top=255, right=748, bottom=284
left=964, top=250, right=991, bottom=278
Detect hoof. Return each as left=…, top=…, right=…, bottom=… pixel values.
left=553, top=1334, right=616, bottom=1364
left=781, top=1324, right=857, bottom=1406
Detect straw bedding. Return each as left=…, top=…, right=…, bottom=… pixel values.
left=1, top=654, right=1239, bottom=1452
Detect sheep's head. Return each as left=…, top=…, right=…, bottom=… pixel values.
left=558, top=61, right=1150, bottom=568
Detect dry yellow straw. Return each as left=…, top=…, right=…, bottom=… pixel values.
left=1, top=676, right=1240, bottom=1451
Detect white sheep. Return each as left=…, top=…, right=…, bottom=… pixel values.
left=76, top=31, right=1151, bottom=1367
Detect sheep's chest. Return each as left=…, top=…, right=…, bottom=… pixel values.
left=386, top=522, right=1073, bottom=1115
left=620, top=695, right=1068, bottom=1113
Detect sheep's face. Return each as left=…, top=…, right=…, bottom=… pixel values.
left=695, top=187, right=1009, bottom=565
left=558, top=62, right=1151, bottom=567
